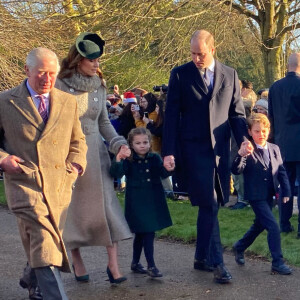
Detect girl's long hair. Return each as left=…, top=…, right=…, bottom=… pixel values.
left=58, top=44, right=106, bottom=87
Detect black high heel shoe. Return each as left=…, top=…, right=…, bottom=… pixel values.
left=106, top=267, right=127, bottom=284
left=72, top=264, right=89, bottom=282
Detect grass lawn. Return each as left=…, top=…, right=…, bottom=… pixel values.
left=117, top=192, right=300, bottom=267
left=0, top=181, right=299, bottom=266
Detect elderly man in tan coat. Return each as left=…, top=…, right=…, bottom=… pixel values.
left=0, top=48, right=87, bottom=300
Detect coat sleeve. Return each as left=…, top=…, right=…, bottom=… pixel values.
left=275, top=147, right=291, bottom=197
left=231, top=154, right=247, bottom=175
left=109, top=158, right=125, bottom=178
left=228, top=70, right=249, bottom=147
left=268, top=86, right=275, bottom=143
left=65, top=100, right=88, bottom=174
left=97, top=91, right=127, bottom=155
left=162, top=68, right=181, bottom=157
left=154, top=154, right=172, bottom=179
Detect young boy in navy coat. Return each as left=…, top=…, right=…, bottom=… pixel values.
left=232, top=113, right=292, bottom=275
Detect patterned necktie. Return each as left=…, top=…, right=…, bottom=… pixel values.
left=204, top=69, right=212, bottom=92
left=37, top=95, right=48, bottom=124
left=258, top=148, right=270, bottom=166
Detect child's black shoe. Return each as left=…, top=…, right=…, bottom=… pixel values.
left=147, top=267, right=163, bottom=278
left=131, top=263, right=147, bottom=274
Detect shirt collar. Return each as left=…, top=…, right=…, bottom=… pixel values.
left=26, top=80, right=50, bottom=100
left=206, top=59, right=215, bottom=73
left=255, top=143, right=268, bottom=150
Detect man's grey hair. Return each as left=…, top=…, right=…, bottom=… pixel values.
left=26, top=47, right=60, bottom=73
left=288, top=53, right=300, bottom=72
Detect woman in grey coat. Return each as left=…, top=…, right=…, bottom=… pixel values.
left=56, top=32, right=132, bottom=284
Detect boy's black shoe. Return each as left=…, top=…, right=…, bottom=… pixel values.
left=131, top=263, right=147, bottom=274
left=271, top=263, right=292, bottom=275
left=280, top=225, right=294, bottom=233
left=213, top=264, right=232, bottom=284
left=147, top=267, right=163, bottom=278
left=194, top=259, right=214, bottom=272
left=233, top=245, right=245, bottom=265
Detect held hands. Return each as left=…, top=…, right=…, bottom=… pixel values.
left=116, top=145, right=131, bottom=162
left=282, top=197, right=290, bottom=203
left=238, top=140, right=254, bottom=157
left=0, top=155, right=24, bottom=174
left=163, top=155, right=175, bottom=171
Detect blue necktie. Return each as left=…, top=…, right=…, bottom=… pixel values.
left=258, top=148, right=270, bottom=166
left=204, top=69, right=212, bottom=92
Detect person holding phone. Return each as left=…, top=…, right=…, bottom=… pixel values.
left=132, top=92, right=159, bottom=151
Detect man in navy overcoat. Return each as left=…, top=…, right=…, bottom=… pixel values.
left=162, top=30, right=248, bottom=283
left=268, top=53, right=300, bottom=235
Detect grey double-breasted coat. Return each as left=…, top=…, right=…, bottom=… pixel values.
left=56, top=73, right=131, bottom=249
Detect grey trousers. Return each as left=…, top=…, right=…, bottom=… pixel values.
left=34, top=266, right=68, bottom=300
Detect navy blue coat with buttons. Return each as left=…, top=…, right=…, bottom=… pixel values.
left=231, top=141, right=291, bottom=201
left=110, top=152, right=172, bottom=233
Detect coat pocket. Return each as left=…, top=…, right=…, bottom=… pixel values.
left=4, top=171, right=40, bottom=211
left=58, top=170, right=78, bottom=207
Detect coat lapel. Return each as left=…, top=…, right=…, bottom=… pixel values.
left=39, top=88, right=65, bottom=140
left=10, top=81, right=45, bottom=132
left=211, top=60, right=224, bottom=100
left=268, top=142, right=276, bottom=170
left=253, top=143, right=268, bottom=168
left=190, top=62, right=209, bottom=95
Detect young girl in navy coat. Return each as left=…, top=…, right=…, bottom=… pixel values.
left=110, top=127, right=172, bottom=278
left=232, top=113, right=292, bottom=275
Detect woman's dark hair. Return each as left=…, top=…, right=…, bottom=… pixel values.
left=155, top=100, right=165, bottom=128
left=141, top=92, right=157, bottom=113
left=58, top=44, right=105, bottom=87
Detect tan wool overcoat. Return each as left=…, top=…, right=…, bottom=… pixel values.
left=0, top=81, right=87, bottom=272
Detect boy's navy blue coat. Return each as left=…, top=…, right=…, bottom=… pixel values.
left=231, top=141, right=291, bottom=201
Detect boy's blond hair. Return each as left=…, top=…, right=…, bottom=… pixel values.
left=247, top=112, right=270, bottom=130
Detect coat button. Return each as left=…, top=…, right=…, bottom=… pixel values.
left=138, top=160, right=141, bottom=164
left=264, top=168, right=267, bottom=171
left=55, top=165, right=60, bottom=169
left=69, top=88, right=74, bottom=92
left=93, top=97, right=99, bottom=102
left=145, top=160, right=148, bottom=163
left=147, top=178, right=151, bottom=182
left=146, top=169, right=149, bottom=172
left=53, top=140, right=58, bottom=145
left=264, top=178, right=267, bottom=181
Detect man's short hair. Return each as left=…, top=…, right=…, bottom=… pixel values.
left=26, top=47, right=60, bottom=73
left=191, top=30, right=214, bottom=49
left=247, top=113, right=270, bottom=130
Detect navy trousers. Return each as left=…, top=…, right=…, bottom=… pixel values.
left=234, top=197, right=284, bottom=266
left=195, top=197, right=223, bottom=266
left=279, top=161, right=300, bottom=232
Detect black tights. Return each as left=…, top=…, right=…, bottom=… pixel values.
left=132, top=232, right=155, bottom=268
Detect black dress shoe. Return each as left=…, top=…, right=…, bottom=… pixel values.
left=233, top=245, right=245, bottom=265
left=147, top=267, right=163, bottom=278
left=131, top=262, right=147, bottom=274
left=230, top=202, right=247, bottom=210
left=280, top=225, right=294, bottom=233
left=194, top=259, right=214, bottom=272
left=106, top=267, right=127, bottom=284
left=271, top=263, right=292, bottom=275
left=28, top=285, right=43, bottom=300
left=213, top=264, right=232, bottom=284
